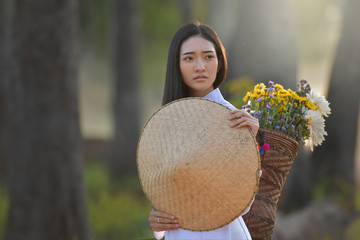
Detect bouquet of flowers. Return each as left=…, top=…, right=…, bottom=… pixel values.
left=242, top=80, right=331, bottom=151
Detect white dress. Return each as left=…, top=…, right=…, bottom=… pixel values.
left=154, top=88, right=253, bottom=240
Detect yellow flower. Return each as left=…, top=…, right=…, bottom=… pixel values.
left=243, top=92, right=251, bottom=102
left=275, top=84, right=284, bottom=91
left=278, top=90, right=289, bottom=98
left=298, top=96, right=307, bottom=102
left=254, top=83, right=266, bottom=92
left=306, top=100, right=316, bottom=110
left=251, top=93, right=259, bottom=99
left=255, top=89, right=263, bottom=95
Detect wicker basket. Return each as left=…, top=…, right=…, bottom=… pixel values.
left=242, top=128, right=300, bottom=239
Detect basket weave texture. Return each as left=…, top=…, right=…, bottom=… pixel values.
left=137, top=98, right=261, bottom=231
left=242, top=128, right=300, bottom=240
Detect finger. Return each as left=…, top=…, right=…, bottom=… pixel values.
left=228, top=111, right=253, bottom=120
left=152, top=223, right=180, bottom=231
left=230, top=117, right=258, bottom=128
left=158, top=218, right=178, bottom=224
left=151, top=211, right=177, bottom=220
left=230, top=118, right=259, bottom=133
left=235, top=122, right=259, bottom=135
left=149, top=216, right=178, bottom=224
left=228, top=110, right=247, bottom=120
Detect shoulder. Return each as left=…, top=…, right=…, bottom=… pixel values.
left=222, top=99, right=237, bottom=111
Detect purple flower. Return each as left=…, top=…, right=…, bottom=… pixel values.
left=268, top=120, right=272, bottom=124
left=246, top=109, right=251, bottom=113
left=266, top=104, right=271, bottom=109
left=275, top=126, right=280, bottom=130
left=254, top=111, right=262, bottom=119
left=257, top=98, right=263, bottom=103
left=268, top=87, right=274, bottom=92
left=269, top=94, right=274, bottom=98
left=282, top=126, right=286, bottom=132
left=242, top=104, right=251, bottom=109
left=269, top=81, right=274, bottom=85
left=300, top=79, right=308, bottom=84
left=291, top=125, right=295, bottom=133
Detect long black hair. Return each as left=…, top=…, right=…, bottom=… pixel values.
left=162, top=22, right=228, bottom=105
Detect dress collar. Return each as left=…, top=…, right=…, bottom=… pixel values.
left=203, top=88, right=237, bottom=110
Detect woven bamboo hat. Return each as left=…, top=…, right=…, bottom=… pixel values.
left=137, top=98, right=260, bottom=231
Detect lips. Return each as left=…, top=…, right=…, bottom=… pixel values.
left=194, top=75, right=207, bottom=81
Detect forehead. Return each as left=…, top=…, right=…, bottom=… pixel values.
left=180, top=35, right=216, bottom=53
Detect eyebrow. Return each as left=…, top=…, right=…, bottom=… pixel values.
left=181, top=50, right=215, bottom=56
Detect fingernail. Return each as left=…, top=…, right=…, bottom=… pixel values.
left=171, top=216, right=175, bottom=219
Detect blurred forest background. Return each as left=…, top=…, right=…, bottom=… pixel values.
left=0, top=0, right=359, bottom=239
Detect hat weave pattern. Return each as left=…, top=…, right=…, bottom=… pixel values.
left=137, top=98, right=261, bottom=231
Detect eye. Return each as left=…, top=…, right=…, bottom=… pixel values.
left=183, top=56, right=193, bottom=61
left=205, top=54, right=215, bottom=59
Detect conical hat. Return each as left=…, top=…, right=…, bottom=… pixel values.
left=137, top=98, right=260, bottom=231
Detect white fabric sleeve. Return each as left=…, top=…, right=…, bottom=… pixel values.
left=154, top=231, right=165, bottom=239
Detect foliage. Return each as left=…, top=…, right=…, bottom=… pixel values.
left=242, top=80, right=331, bottom=150
left=223, top=76, right=255, bottom=108
left=138, top=0, right=183, bottom=87
left=345, top=217, right=360, bottom=240
left=85, top=163, right=154, bottom=240
left=79, top=0, right=110, bottom=55
left=0, top=185, right=9, bottom=239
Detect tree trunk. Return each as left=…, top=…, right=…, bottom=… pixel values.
left=109, top=0, right=140, bottom=177
left=179, top=0, right=193, bottom=23
left=311, top=0, right=360, bottom=207
left=0, top=0, right=8, bottom=183
left=4, top=0, right=91, bottom=239
left=209, top=0, right=297, bottom=88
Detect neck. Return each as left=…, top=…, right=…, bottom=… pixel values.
left=188, top=86, right=215, bottom=97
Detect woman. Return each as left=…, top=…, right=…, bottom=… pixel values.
left=148, top=22, right=259, bottom=240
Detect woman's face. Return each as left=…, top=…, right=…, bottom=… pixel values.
left=179, top=35, right=218, bottom=97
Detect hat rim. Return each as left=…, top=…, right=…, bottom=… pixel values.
left=137, top=97, right=261, bottom=231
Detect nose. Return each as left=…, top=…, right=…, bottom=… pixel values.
left=194, top=58, right=206, bottom=72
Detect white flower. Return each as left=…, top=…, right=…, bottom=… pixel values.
left=307, top=90, right=331, bottom=117
left=304, top=109, right=327, bottom=151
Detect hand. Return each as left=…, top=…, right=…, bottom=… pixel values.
left=228, top=109, right=259, bottom=136
left=148, top=210, right=180, bottom=231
